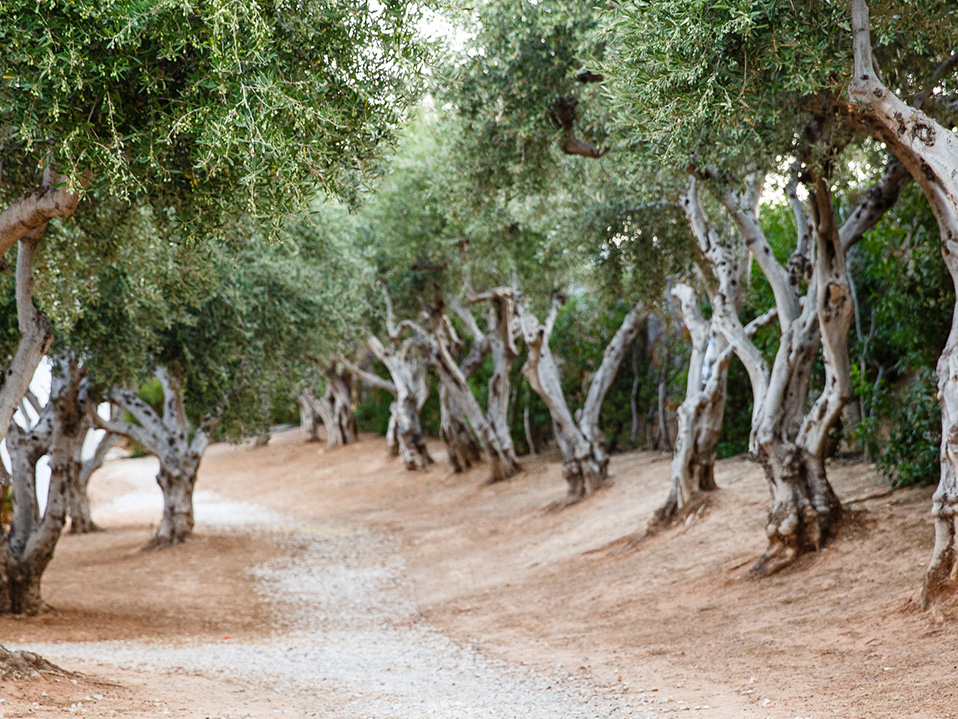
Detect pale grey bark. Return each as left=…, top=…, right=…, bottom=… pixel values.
left=346, top=286, right=433, bottom=471
left=439, top=382, right=482, bottom=472
left=654, top=286, right=728, bottom=527
left=691, top=150, right=906, bottom=574
left=0, top=171, right=83, bottom=449
left=298, top=391, right=322, bottom=442
left=418, top=297, right=520, bottom=482
left=300, top=363, right=358, bottom=448
left=0, top=360, right=88, bottom=614
left=465, top=291, right=522, bottom=471
left=68, top=411, right=117, bottom=534
left=518, top=295, right=647, bottom=501
left=848, top=0, right=958, bottom=604
left=97, top=367, right=212, bottom=549
left=0, top=232, right=54, bottom=452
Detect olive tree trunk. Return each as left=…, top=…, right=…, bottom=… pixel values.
left=438, top=382, right=482, bottom=472
left=848, top=0, right=958, bottom=604
left=345, top=285, right=433, bottom=471
left=692, top=151, right=906, bottom=574
left=67, top=414, right=116, bottom=534
left=299, top=363, right=358, bottom=448
left=518, top=296, right=647, bottom=501
left=417, top=297, right=521, bottom=482
left=97, top=366, right=213, bottom=549
left=0, top=360, right=88, bottom=614
left=653, top=285, right=730, bottom=527
left=298, top=391, right=322, bottom=442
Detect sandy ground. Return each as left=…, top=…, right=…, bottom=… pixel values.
left=2, top=429, right=957, bottom=718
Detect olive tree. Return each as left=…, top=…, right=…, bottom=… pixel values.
left=0, top=0, right=424, bottom=447
left=846, top=0, right=958, bottom=604
left=601, top=0, right=928, bottom=570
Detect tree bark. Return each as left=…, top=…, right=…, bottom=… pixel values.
left=345, top=285, right=433, bottom=471
left=518, top=295, right=646, bottom=501
left=439, top=382, right=482, bottom=472
left=321, top=363, right=357, bottom=447
left=692, top=151, right=903, bottom=574
left=847, top=0, right=958, bottom=604
left=67, top=416, right=115, bottom=534
left=422, top=298, right=520, bottom=482
left=477, top=294, right=522, bottom=470
left=299, top=364, right=356, bottom=448
left=0, top=360, right=87, bottom=614
left=98, top=366, right=213, bottom=549
left=298, top=391, right=322, bottom=442
left=0, top=231, right=55, bottom=452
left=653, top=285, right=728, bottom=527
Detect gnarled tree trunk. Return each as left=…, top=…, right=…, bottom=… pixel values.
left=693, top=149, right=906, bottom=574
left=421, top=297, right=520, bottom=482
left=345, top=286, right=433, bottom=471
left=318, top=363, right=357, bottom=447
left=518, top=296, right=647, bottom=501
left=0, top=360, right=88, bottom=614
left=299, top=363, right=358, bottom=448
left=0, top=172, right=82, bottom=450
left=298, top=391, right=322, bottom=442
left=848, top=0, right=958, bottom=604
left=653, top=285, right=730, bottom=527
left=98, top=366, right=213, bottom=549
left=439, top=383, right=482, bottom=472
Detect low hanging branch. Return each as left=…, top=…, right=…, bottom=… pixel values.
left=552, top=97, right=609, bottom=158
left=550, top=67, right=608, bottom=158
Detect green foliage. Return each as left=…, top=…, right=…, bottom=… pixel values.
left=445, top=0, right=607, bottom=194
left=0, top=0, right=426, bottom=226
left=848, top=184, right=952, bottom=486
left=602, top=0, right=958, bottom=169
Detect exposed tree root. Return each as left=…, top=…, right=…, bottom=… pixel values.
left=647, top=493, right=712, bottom=534
left=0, top=645, right=71, bottom=680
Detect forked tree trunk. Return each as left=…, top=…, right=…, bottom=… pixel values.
left=848, top=0, right=958, bottom=604
left=298, top=391, right=322, bottom=442
left=519, top=297, right=647, bottom=501
left=694, top=149, right=904, bottom=574
left=299, top=364, right=357, bottom=449
left=0, top=361, right=87, bottom=615
left=98, top=366, right=213, bottom=549
left=347, top=285, right=433, bottom=471
left=0, top=232, right=54, bottom=452
left=314, top=364, right=356, bottom=447
left=479, top=294, right=522, bottom=469
left=422, top=299, right=520, bottom=482
left=653, top=285, right=729, bottom=527
left=351, top=355, right=430, bottom=470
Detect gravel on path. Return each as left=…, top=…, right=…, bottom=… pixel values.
left=16, top=499, right=674, bottom=718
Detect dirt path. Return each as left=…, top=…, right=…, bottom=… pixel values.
left=3, top=429, right=958, bottom=718
left=2, top=441, right=663, bottom=718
